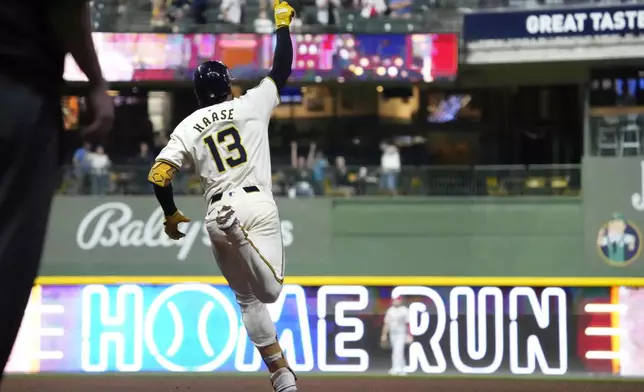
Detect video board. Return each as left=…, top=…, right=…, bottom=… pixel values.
left=577, top=286, right=644, bottom=376
left=63, top=33, right=458, bottom=83
left=7, top=284, right=577, bottom=374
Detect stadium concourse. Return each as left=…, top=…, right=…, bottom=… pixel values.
left=2, top=374, right=643, bottom=392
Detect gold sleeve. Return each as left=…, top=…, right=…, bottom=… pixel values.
left=148, top=161, right=178, bottom=187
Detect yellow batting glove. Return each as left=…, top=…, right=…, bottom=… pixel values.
left=164, top=211, right=191, bottom=240
left=274, top=0, right=295, bottom=29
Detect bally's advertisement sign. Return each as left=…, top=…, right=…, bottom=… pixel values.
left=462, top=5, right=644, bottom=64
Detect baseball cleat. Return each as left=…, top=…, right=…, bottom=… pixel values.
left=270, top=367, right=298, bottom=392
left=215, top=205, right=237, bottom=230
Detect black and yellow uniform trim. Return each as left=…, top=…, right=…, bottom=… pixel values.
left=240, top=225, right=284, bottom=285
left=155, top=158, right=180, bottom=171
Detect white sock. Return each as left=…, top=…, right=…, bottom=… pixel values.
left=270, top=367, right=297, bottom=392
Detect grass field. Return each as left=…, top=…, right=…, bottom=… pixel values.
left=3, top=373, right=643, bottom=392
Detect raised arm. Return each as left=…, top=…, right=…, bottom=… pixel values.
left=240, top=1, right=295, bottom=121
left=267, top=0, right=295, bottom=91
left=307, top=142, right=316, bottom=168
left=290, top=141, right=298, bottom=168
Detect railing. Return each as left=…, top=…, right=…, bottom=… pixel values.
left=455, top=0, right=644, bottom=11
left=60, top=164, right=581, bottom=197
left=90, top=0, right=644, bottom=36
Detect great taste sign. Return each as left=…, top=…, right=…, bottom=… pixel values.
left=462, top=5, right=644, bottom=63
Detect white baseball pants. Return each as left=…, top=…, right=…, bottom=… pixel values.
left=389, top=332, right=407, bottom=373
left=205, top=188, right=285, bottom=347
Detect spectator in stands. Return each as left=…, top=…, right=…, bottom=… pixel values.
left=356, top=166, right=378, bottom=195
left=271, top=169, right=289, bottom=197
left=220, top=0, right=243, bottom=25
left=72, top=142, right=92, bottom=194
left=388, top=0, right=412, bottom=18
left=290, top=15, right=304, bottom=32
left=309, top=143, right=328, bottom=195
left=134, top=141, right=154, bottom=164
left=165, top=0, right=208, bottom=33
left=356, top=167, right=369, bottom=195
left=116, top=0, right=127, bottom=15
left=151, top=0, right=167, bottom=27
left=192, top=0, right=208, bottom=24
left=130, top=142, right=155, bottom=194
left=175, top=161, right=193, bottom=194
left=316, top=0, right=340, bottom=26
left=152, top=132, right=169, bottom=156
left=380, top=141, right=401, bottom=195
left=88, top=145, right=112, bottom=196
left=360, top=0, right=388, bottom=18
left=289, top=141, right=315, bottom=198
left=254, top=9, right=274, bottom=33
left=331, top=156, right=356, bottom=196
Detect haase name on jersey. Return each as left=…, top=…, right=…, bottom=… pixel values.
left=193, top=109, right=235, bottom=132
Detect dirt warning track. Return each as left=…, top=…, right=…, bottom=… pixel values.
left=2, top=375, right=642, bottom=392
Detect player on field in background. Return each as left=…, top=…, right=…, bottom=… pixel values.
left=147, top=1, right=297, bottom=390
left=381, top=295, right=413, bottom=376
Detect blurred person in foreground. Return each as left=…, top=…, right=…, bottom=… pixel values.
left=380, top=295, right=413, bottom=376
left=0, top=0, right=113, bottom=382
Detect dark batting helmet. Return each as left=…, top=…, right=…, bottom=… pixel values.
left=193, top=60, right=233, bottom=107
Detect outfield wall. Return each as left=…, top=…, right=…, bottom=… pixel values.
left=42, top=196, right=591, bottom=278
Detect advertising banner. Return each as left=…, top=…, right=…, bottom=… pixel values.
left=42, top=197, right=331, bottom=277
left=463, top=5, right=644, bottom=41
left=573, top=286, right=644, bottom=376
left=41, top=196, right=599, bottom=279
left=63, top=33, right=457, bottom=83
left=583, top=157, right=644, bottom=277
left=6, top=284, right=582, bottom=375
left=462, top=5, right=644, bottom=63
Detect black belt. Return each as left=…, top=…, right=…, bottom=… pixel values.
left=211, top=186, right=259, bottom=203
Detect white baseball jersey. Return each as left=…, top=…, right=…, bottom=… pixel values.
left=155, top=77, right=280, bottom=202
left=385, top=305, right=409, bottom=335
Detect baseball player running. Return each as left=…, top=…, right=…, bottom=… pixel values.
left=147, top=1, right=297, bottom=391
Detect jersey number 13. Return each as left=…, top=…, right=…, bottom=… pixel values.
left=203, top=126, right=248, bottom=173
